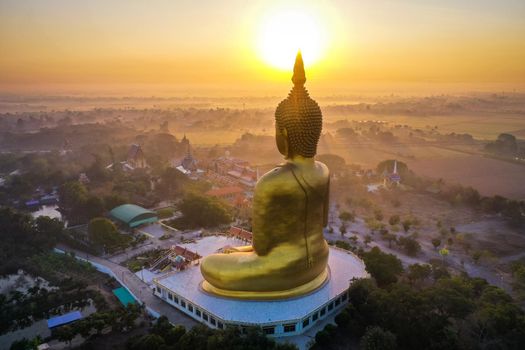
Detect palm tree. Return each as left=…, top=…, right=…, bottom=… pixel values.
left=439, top=247, right=449, bottom=266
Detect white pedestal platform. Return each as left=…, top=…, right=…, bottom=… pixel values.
left=153, top=237, right=368, bottom=337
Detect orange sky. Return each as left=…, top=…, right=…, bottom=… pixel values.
left=1, top=0, right=524, bottom=95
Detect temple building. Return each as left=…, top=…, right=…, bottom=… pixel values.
left=383, top=160, right=401, bottom=187
left=174, top=136, right=204, bottom=179
left=106, top=144, right=148, bottom=172
left=126, top=144, right=147, bottom=169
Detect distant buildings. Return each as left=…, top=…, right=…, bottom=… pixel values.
left=383, top=160, right=401, bottom=187
left=126, top=144, right=147, bottom=169
left=78, top=172, right=90, bottom=184
left=107, top=144, right=148, bottom=172
left=205, top=186, right=252, bottom=219
left=59, top=138, right=72, bottom=156
left=229, top=226, right=253, bottom=244
left=208, top=156, right=258, bottom=188
left=174, top=135, right=204, bottom=180
left=203, top=156, right=259, bottom=219
left=205, top=186, right=245, bottom=202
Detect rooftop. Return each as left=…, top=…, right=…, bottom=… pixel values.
left=109, top=204, right=158, bottom=228
left=154, top=236, right=368, bottom=324
left=47, top=311, right=83, bottom=328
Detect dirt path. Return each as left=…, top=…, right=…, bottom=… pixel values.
left=326, top=212, right=513, bottom=292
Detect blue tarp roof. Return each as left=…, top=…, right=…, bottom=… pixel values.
left=47, top=311, right=83, bottom=328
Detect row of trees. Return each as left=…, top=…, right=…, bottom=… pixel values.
left=0, top=284, right=99, bottom=335
left=0, top=207, right=65, bottom=275
left=125, top=316, right=296, bottom=350
left=485, top=133, right=519, bottom=156
left=58, top=181, right=127, bottom=225
left=312, top=247, right=525, bottom=350
left=51, top=304, right=143, bottom=347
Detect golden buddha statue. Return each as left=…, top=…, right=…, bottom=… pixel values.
left=201, top=51, right=330, bottom=299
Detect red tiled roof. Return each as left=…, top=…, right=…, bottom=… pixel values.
left=173, top=245, right=201, bottom=261
left=229, top=226, right=253, bottom=241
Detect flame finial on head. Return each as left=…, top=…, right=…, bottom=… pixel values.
left=292, top=50, right=306, bottom=86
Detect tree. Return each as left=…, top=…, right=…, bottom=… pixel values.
left=59, top=181, right=88, bottom=209
left=407, top=264, right=432, bottom=285
left=374, top=209, right=383, bottom=221
left=384, top=233, right=397, bottom=248
left=364, top=235, right=372, bottom=246
left=58, top=181, right=88, bottom=223
left=389, top=215, right=400, bottom=226
left=485, top=133, right=518, bottom=155
left=439, top=248, right=449, bottom=265
left=314, top=324, right=337, bottom=349
left=9, top=337, right=40, bottom=350
left=316, top=154, right=346, bottom=174
left=86, top=154, right=109, bottom=182
left=54, top=325, right=75, bottom=346
left=401, top=219, right=412, bottom=233
left=160, top=167, right=188, bottom=196
left=360, top=326, right=397, bottom=350
left=431, top=238, right=441, bottom=250
left=174, top=193, right=232, bottom=229
left=34, top=216, right=64, bottom=249
left=85, top=195, right=105, bottom=220
left=315, top=274, right=525, bottom=350
left=104, top=194, right=127, bottom=211
left=128, top=334, right=166, bottom=350
left=88, top=218, right=130, bottom=253
left=362, top=247, right=403, bottom=287
left=339, top=211, right=355, bottom=223
left=398, top=236, right=421, bottom=257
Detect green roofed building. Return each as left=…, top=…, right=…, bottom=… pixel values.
left=109, top=204, right=158, bottom=228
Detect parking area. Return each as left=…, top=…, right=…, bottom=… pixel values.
left=138, top=223, right=176, bottom=239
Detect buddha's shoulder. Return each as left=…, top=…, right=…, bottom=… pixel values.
left=255, top=165, right=295, bottom=189
left=258, top=165, right=294, bottom=182
left=314, top=160, right=330, bottom=177
left=256, top=162, right=329, bottom=189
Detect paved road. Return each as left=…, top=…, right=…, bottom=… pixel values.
left=57, top=244, right=197, bottom=329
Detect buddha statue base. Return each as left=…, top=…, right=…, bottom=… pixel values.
left=200, top=268, right=329, bottom=300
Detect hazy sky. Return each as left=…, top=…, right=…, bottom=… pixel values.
left=1, top=0, right=524, bottom=95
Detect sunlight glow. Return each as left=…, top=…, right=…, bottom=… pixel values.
left=256, top=9, right=328, bottom=70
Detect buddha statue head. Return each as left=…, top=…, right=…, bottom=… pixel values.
left=275, top=51, right=323, bottom=159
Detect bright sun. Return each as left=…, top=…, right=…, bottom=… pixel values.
left=257, top=9, right=327, bottom=70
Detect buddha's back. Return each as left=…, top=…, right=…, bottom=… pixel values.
left=252, top=160, right=329, bottom=286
